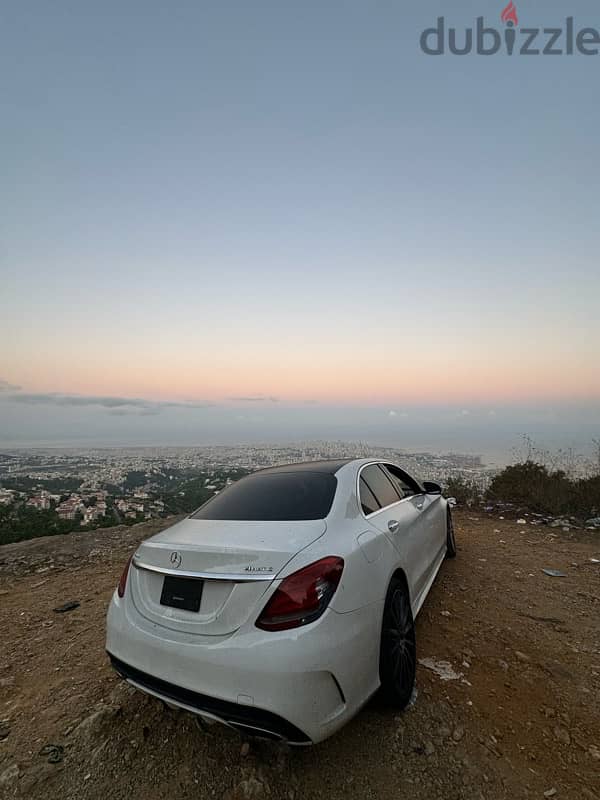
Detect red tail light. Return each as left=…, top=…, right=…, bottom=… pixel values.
left=256, top=556, right=344, bottom=632
left=117, top=554, right=133, bottom=598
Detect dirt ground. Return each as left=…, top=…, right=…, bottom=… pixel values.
left=0, top=511, right=599, bottom=800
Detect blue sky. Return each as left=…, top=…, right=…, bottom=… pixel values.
left=1, top=0, right=599, bottom=459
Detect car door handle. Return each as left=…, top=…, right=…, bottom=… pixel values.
left=415, top=499, right=424, bottom=510
left=388, top=519, right=399, bottom=533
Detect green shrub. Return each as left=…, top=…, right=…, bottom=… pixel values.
left=444, top=476, right=479, bottom=506
left=486, top=460, right=600, bottom=517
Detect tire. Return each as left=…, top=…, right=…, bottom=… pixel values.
left=445, top=507, right=457, bottom=559
left=379, top=578, right=416, bottom=708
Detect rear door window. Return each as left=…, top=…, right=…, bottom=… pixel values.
left=359, top=476, right=381, bottom=515
left=360, top=464, right=401, bottom=513
left=382, top=464, right=421, bottom=499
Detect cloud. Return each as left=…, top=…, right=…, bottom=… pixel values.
left=388, top=410, right=408, bottom=419
left=230, top=396, right=279, bottom=403
left=3, top=392, right=215, bottom=415
left=107, top=407, right=161, bottom=417
left=0, top=379, right=21, bottom=392
left=388, top=410, right=397, bottom=417
left=460, top=409, right=470, bottom=416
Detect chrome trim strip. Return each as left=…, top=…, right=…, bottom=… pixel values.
left=132, top=557, right=275, bottom=582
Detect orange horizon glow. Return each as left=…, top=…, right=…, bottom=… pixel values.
left=5, top=357, right=599, bottom=407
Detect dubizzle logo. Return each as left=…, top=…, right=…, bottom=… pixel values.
left=420, top=3, right=600, bottom=55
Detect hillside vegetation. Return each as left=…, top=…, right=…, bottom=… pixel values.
left=447, top=458, right=600, bottom=519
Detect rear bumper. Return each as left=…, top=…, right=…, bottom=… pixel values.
left=108, top=652, right=311, bottom=743
left=106, top=589, right=382, bottom=743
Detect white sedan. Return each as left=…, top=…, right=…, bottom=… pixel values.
left=106, top=458, right=456, bottom=744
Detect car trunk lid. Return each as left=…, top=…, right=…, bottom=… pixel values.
left=129, top=517, right=326, bottom=635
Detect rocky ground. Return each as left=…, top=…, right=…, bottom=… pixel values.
left=0, top=511, right=599, bottom=800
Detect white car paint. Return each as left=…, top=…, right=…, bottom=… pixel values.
left=106, top=458, right=449, bottom=744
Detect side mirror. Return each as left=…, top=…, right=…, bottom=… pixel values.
left=423, top=480, right=442, bottom=495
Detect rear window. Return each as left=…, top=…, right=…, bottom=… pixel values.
left=191, top=472, right=337, bottom=521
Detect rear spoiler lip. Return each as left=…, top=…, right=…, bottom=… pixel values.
left=131, top=556, right=276, bottom=582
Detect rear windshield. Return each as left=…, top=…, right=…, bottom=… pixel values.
left=191, top=472, right=337, bottom=521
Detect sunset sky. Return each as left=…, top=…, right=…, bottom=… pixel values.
left=1, top=1, right=599, bottom=458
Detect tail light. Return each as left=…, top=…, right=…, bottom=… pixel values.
left=256, top=556, right=344, bottom=631
left=117, top=554, right=133, bottom=598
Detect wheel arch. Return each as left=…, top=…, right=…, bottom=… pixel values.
left=387, top=567, right=411, bottom=609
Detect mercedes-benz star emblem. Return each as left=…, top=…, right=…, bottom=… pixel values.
left=169, top=551, right=182, bottom=569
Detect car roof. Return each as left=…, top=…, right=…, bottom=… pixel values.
left=254, top=459, right=354, bottom=476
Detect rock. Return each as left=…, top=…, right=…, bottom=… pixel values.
left=39, top=744, right=65, bottom=764
left=0, top=722, right=10, bottom=739
left=240, top=742, right=250, bottom=757
left=515, top=651, right=530, bottom=662
left=498, top=659, right=509, bottom=672
left=107, top=682, right=136, bottom=705
left=424, top=740, right=436, bottom=756
left=585, top=517, right=600, bottom=527
left=437, top=724, right=451, bottom=738
left=90, top=738, right=110, bottom=765
left=440, top=610, right=451, bottom=617
left=582, top=790, right=599, bottom=800
left=553, top=726, right=571, bottom=746
left=0, top=764, right=20, bottom=786
left=230, top=777, right=266, bottom=799
left=53, top=600, right=80, bottom=613
left=543, top=661, right=573, bottom=681
left=71, top=705, right=119, bottom=740
left=452, top=726, right=465, bottom=742
left=543, top=789, right=557, bottom=798
left=517, top=518, right=527, bottom=524
left=588, top=744, right=600, bottom=761
left=419, top=657, right=463, bottom=681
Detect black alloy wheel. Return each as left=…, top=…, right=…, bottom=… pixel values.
left=379, top=579, right=416, bottom=708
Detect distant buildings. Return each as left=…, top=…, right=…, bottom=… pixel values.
left=56, top=495, right=84, bottom=520
left=0, top=443, right=502, bottom=535
left=0, top=488, right=16, bottom=506
left=25, top=490, right=60, bottom=511
left=26, top=495, right=51, bottom=510
left=83, top=506, right=103, bottom=525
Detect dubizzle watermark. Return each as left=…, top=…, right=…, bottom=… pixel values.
left=420, top=1, right=600, bottom=55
